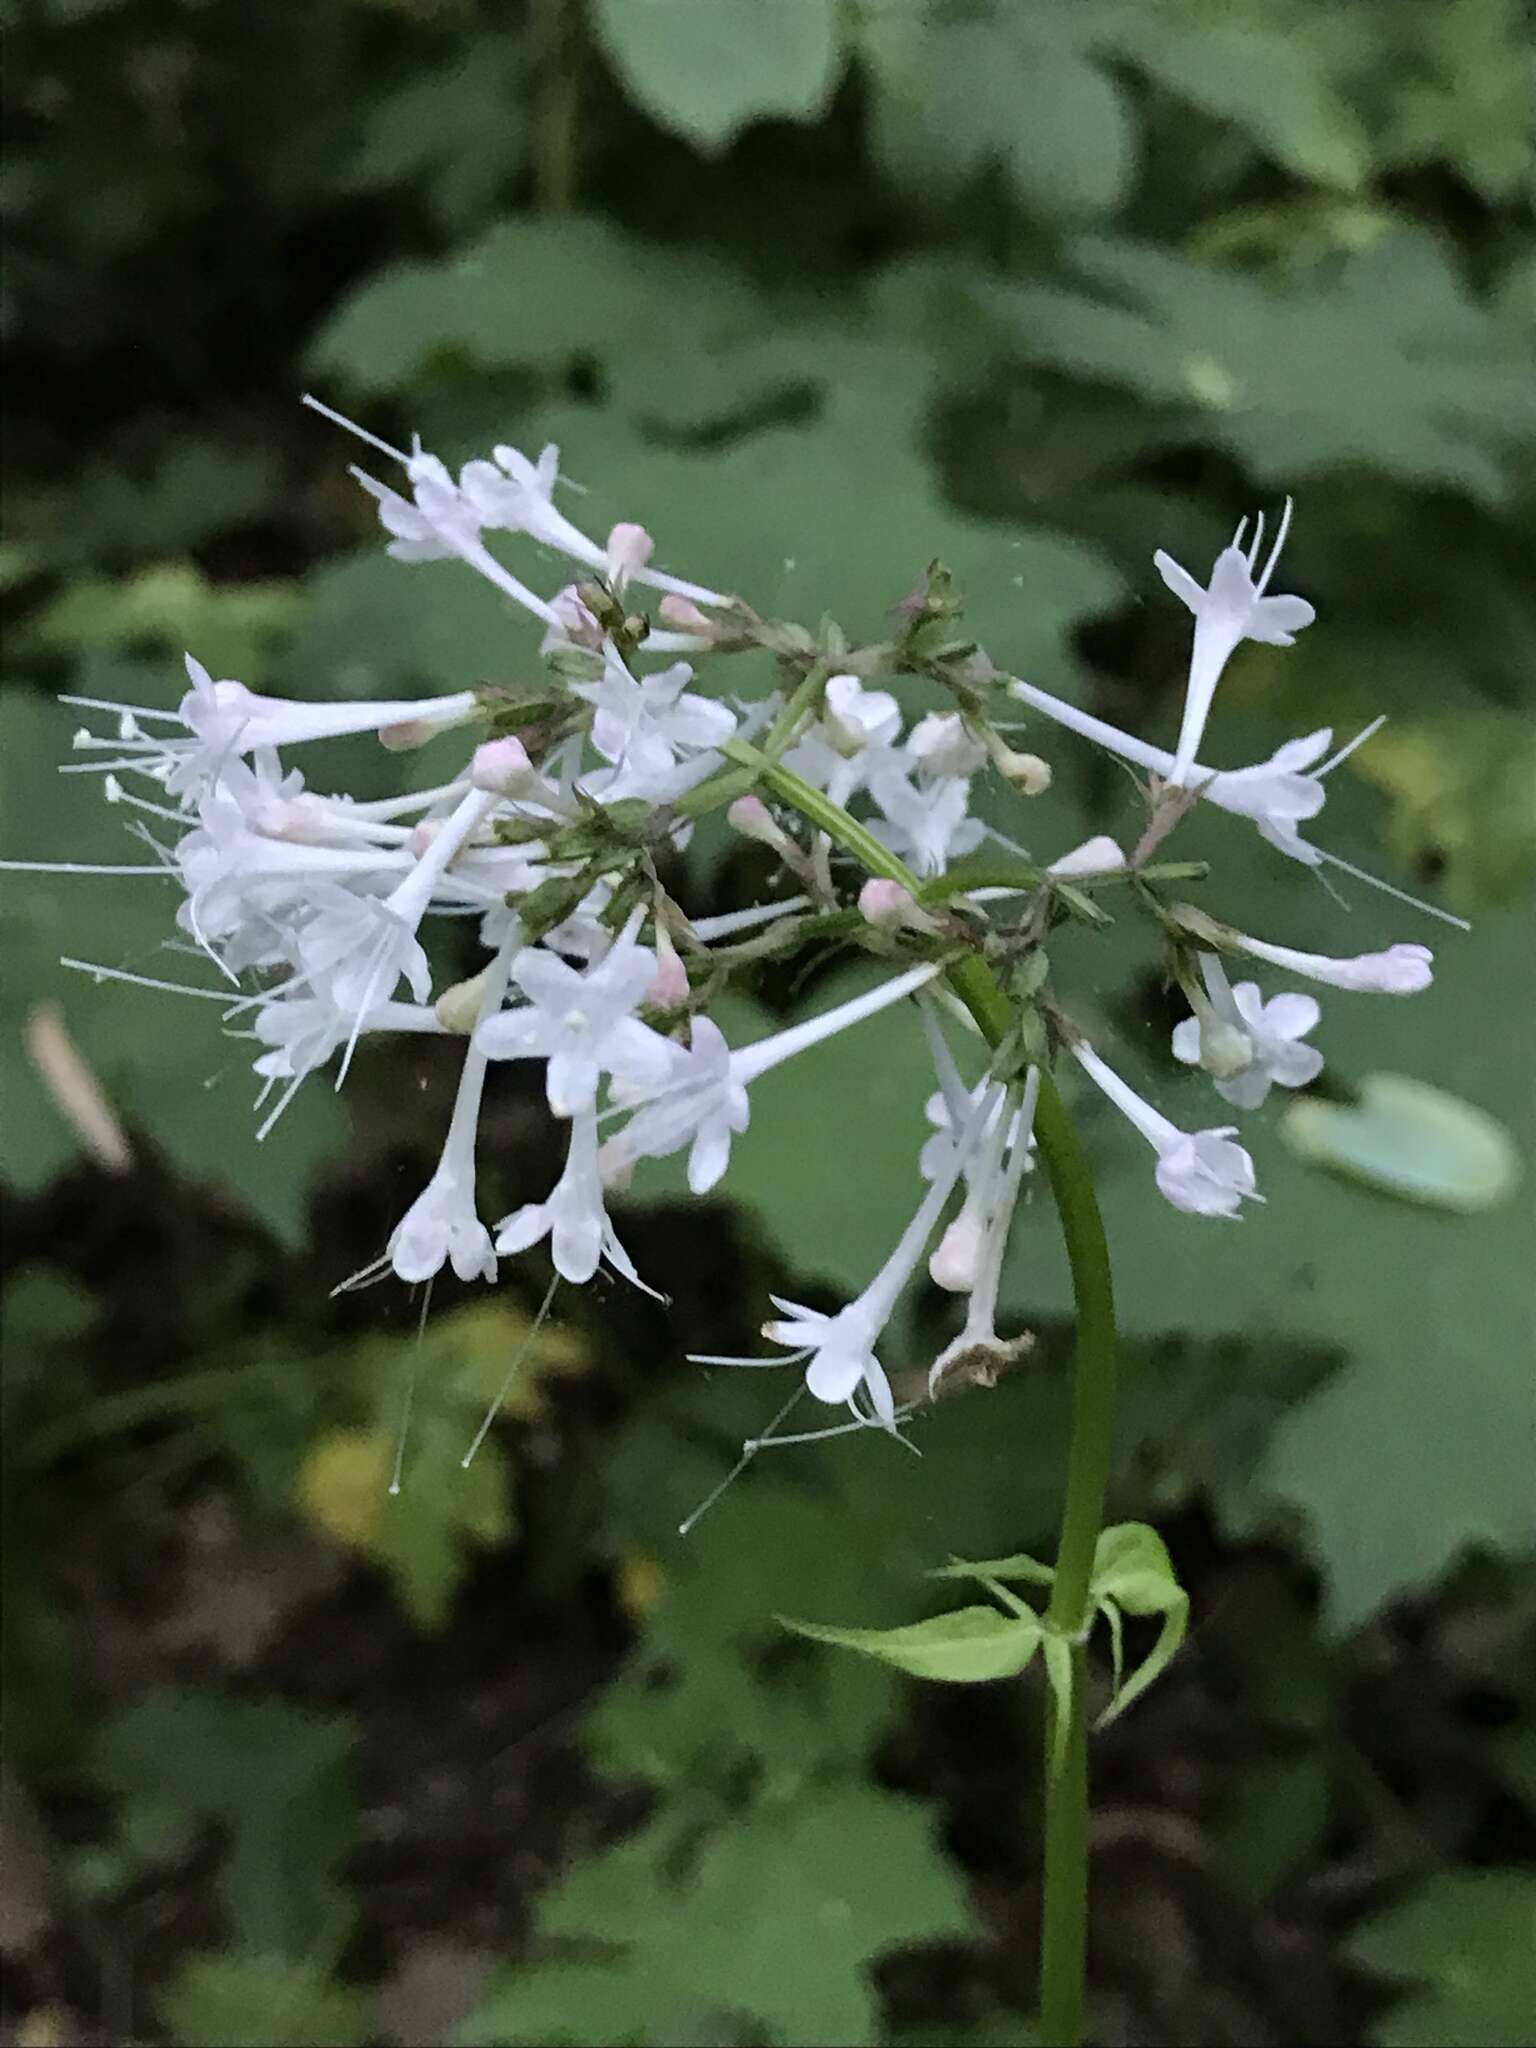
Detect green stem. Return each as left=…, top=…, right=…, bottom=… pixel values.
left=734, top=744, right=1119, bottom=2045
left=533, top=0, right=579, bottom=215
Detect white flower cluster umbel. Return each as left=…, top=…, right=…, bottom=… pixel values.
left=24, top=408, right=1453, bottom=1443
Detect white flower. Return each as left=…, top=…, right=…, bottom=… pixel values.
left=783, top=675, right=901, bottom=804
left=1156, top=500, right=1315, bottom=784
left=495, top=1106, right=652, bottom=1290
left=1171, top=953, right=1323, bottom=1110
left=907, top=711, right=987, bottom=780
left=868, top=759, right=985, bottom=878
left=1073, top=1041, right=1259, bottom=1218
left=1225, top=931, right=1434, bottom=994
left=571, top=644, right=737, bottom=801
left=1201, top=730, right=1331, bottom=861
left=927, top=1068, right=1039, bottom=1398
left=475, top=912, right=674, bottom=1117
left=606, top=961, right=941, bottom=1193
left=1048, top=835, right=1127, bottom=880
left=691, top=1077, right=994, bottom=1428
left=763, top=1082, right=995, bottom=1422
left=386, top=947, right=512, bottom=1284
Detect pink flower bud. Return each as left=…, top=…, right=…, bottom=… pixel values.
left=470, top=736, right=533, bottom=794
left=606, top=522, right=654, bottom=590
left=658, top=594, right=717, bottom=634
left=378, top=717, right=441, bottom=752
left=728, top=795, right=790, bottom=854
left=646, top=932, right=690, bottom=1010
left=858, top=877, right=940, bottom=935
left=410, top=818, right=443, bottom=857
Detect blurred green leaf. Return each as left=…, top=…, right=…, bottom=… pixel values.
left=859, top=4, right=1135, bottom=221
left=161, top=1950, right=372, bottom=2048
left=982, top=230, right=1536, bottom=499
left=591, top=0, right=843, bottom=153
left=462, top=1785, right=971, bottom=2047
left=1281, top=1073, right=1522, bottom=1211
left=96, top=1690, right=358, bottom=1957
left=338, top=32, right=527, bottom=229
left=28, top=565, right=299, bottom=684
left=1347, top=1868, right=1536, bottom=2047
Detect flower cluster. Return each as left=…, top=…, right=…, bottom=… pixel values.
left=18, top=405, right=1452, bottom=1449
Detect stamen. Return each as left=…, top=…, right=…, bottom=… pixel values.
left=461, top=1274, right=560, bottom=1468
left=0, top=860, right=172, bottom=876
left=388, top=1278, right=433, bottom=1495
left=59, top=695, right=186, bottom=722
left=1318, top=713, right=1387, bottom=777
left=1256, top=496, right=1293, bottom=594
left=302, top=392, right=409, bottom=464
left=1313, top=847, right=1472, bottom=930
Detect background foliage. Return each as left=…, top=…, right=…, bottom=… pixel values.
left=2, top=2, right=1533, bottom=2043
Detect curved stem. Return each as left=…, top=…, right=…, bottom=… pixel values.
left=738, top=747, right=1119, bottom=2046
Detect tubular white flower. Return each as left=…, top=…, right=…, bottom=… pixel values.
left=495, top=1104, right=654, bottom=1292
left=606, top=961, right=943, bottom=1194
left=783, top=675, right=901, bottom=805
left=928, top=1069, right=1040, bottom=1397
left=1156, top=500, right=1316, bottom=784
left=1048, top=835, right=1127, bottom=880
left=1225, top=931, right=1433, bottom=994
left=386, top=945, right=513, bottom=1285
left=475, top=911, right=674, bottom=1117
left=907, top=711, right=987, bottom=780
left=1171, top=953, right=1323, bottom=1110
left=1073, top=1041, right=1260, bottom=1218
left=868, top=760, right=985, bottom=878
left=746, top=1081, right=996, bottom=1427
left=571, top=643, right=737, bottom=802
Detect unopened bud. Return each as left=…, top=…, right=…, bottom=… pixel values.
left=858, top=877, right=941, bottom=935
left=658, top=594, right=717, bottom=635
left=410, top=818, right=443, bottom=857
left=728, top=795, right=793, bottom=857
left=646, top=930, right=690, bottom=1010
left=434, top=967, right=491, bottom=1034
left=985, top=732, right=1052, bottom=794
left=929, top=1216, right=984, bottom=1294
left=1048, top=835, right=1126, bottom=880
left=605, top=521, right=654, bottom=591
left=471, top=736, right=533, bottom=795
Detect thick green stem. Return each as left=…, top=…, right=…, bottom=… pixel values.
left=723, top=741, right=1118, bottom=2047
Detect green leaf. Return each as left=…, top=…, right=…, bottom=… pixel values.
left=310, top=215, right=761, bottom=392
left=931, top=1550, right=1057, bottom=1587
left=861, top=8, right=1134, bottom=221
left=1089, top=1529, right=1190, bottom=1721
left=982, top=230, right=1536, bottom=500
left=1346, top=1868, right=1536, bottom=2047
left=1119, top=20, right=1368, bottom=189
left=1281, top=1073, right=1522, bottom=1211
left=161, top=1950, right=372, bottom=2048
left=784, top=1605, right=1043, bottom=1684
left=337, top=33, right=527, bottom=230
left=95, top=1691, right=358, bottom=1958
left=462, top=1786, right=971, bottom=2047
left=1215, top=1751, right=1332, bottom=1902
left=591, top=0, right=843, bottom=153
left=27, top=563, right=299, bottom=684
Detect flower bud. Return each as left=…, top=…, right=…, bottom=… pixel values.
left=1048, top=835, right=1126, bottom=879
left=434, top=966, right=491, bottom=1034
left=929, top=1215, right=984, bottom=1293
left=984, top=729, right=1052, bottom=794
left=858, top=877, right=941, bottom=935
left=470, top=736, right=533, bottom=795
left=605, top=521, right=654, bottom=591
left=658, top=594, right=717, bottom=634
left=410, top=818, right=443, bottom=857
left=646, top=929, right=690, bottom=1010
left=728, top=795, right=793, bottom=857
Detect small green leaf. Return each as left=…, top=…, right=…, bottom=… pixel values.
left=1089, top=1523, right=1189, bottom=1722
left=1281, top=1072, right=1522, bottom=1211
left=783, top=1606, right=1042, bottom=1684
left=931, top=1550, right=1056, bottom=1587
